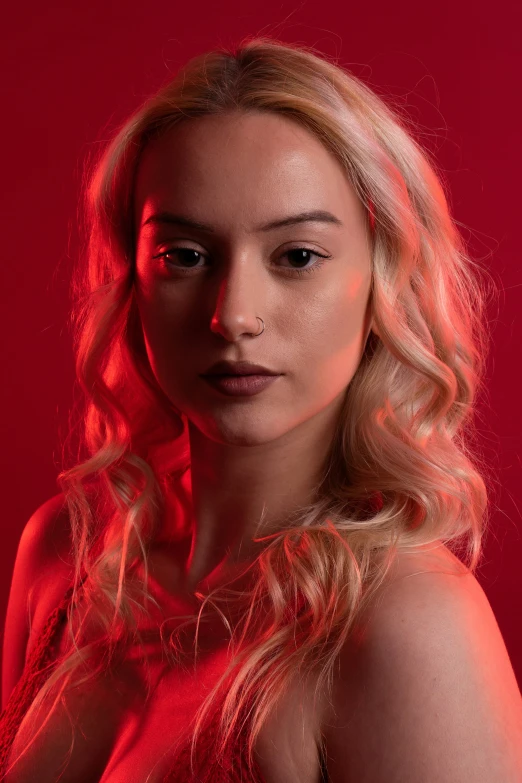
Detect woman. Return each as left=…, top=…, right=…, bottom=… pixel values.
left=1, top=36, right=521, bottom=783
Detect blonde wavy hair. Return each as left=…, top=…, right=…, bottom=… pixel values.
left=6, top=35, right=498, bottom=780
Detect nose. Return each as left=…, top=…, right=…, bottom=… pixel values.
left=209, top=259, right=265, bottom=342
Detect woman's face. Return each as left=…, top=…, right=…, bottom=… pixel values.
left=133, top=110, right=374, bottom=446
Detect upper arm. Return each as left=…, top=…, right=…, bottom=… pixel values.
left=1, top=493, right=71, bottom=711
left=324, top=566, right=522, bottom=782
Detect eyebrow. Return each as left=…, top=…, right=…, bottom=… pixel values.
left=141, top=209, right=344, bottom=233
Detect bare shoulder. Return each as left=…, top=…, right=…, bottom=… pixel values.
left=2, top=493, right=75, bottom=707
left=344, top=541, right=483, bottom=647
left=322, top=541, right=522, bottom=782
left=23, top=492, right=75, bottom=618
left=22, top=492, right=72, bottom=560
left=4, top=500, right=73, bottom=666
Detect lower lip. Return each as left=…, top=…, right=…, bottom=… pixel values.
left=201, top=374, right=281, bottom=396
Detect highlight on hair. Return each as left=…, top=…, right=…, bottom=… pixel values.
left=4, top=35, right=498, bottom=780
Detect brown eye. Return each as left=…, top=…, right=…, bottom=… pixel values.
left=280, top=248, right=331, bottom=275
left=153, top=248, right=204, bottom=269
left=152, top=246, right=331, bottom=277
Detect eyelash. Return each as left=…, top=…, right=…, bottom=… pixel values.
left=152, top=247, right=332, bottom=278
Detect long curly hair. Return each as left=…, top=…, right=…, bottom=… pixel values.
left=5, top=36, right=497, bottom=781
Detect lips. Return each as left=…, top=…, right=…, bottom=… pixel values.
left=202, top=360, right=280, bottom=376
left=202, top=373, right=281, bottom=396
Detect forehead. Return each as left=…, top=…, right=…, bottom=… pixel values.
left=133, top=111, right=364, bottom=232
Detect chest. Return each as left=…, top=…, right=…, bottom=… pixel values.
left=7, top=616, right=325, bottom=783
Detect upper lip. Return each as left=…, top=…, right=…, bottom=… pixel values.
left=201, top=360, right=280, bottom=376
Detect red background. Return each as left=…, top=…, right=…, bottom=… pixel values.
left=1, top=1, right=521, bottom=686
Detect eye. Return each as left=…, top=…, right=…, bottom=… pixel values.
left=152, top=246, right=332, bottom=277
left=281, top=248, right=331, bottom=276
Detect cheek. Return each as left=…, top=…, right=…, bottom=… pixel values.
left=135, top=268, right=180, bottom=327
left=133, top=284, right=186, bottom=381
left=299, top=273, right=371, bottom=388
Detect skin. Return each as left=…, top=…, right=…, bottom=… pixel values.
left=133, top=110, right=377, bottom=602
